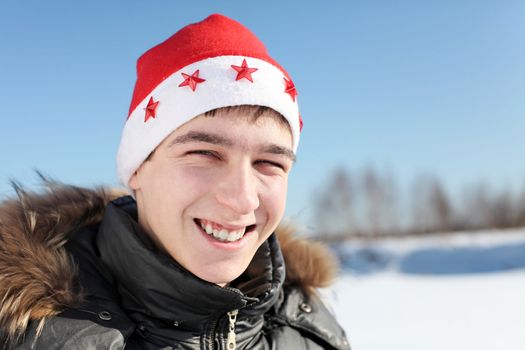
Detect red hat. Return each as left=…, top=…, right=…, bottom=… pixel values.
left=116, top=14, right=301, bottom=187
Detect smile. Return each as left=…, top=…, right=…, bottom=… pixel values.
left=194, top=218, right=256, bottom=243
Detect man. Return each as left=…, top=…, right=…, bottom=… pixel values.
left=0, top=14, right=350, bottom=349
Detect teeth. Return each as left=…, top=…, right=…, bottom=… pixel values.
left=227, top=231, right=237, bottom=242
left=199, top=220, right=247, bottom=242
left=218, top=229, right=228, bottom=240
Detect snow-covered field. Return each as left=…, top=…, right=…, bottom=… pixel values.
left=324, top=229, right=525, bottom=350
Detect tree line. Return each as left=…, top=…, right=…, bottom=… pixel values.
left=312, top=166, right=525, bottom=240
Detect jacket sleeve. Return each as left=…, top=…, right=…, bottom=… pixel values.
left=11, top=317, right=126, bottom=350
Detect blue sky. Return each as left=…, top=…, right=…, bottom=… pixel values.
left=1, top=1, right=524, bottom=228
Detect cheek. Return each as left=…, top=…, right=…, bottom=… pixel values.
left=148, top=163, right=216, bottom=194
left=260, top=177, right=289, bottom=219
left=140, top=165, right=212, bottom=222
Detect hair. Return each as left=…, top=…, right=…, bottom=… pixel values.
left=144, top=105, right=291, bottom=162
left=203, top=105, right=289, bottom=128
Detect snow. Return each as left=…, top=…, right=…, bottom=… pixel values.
left=323, top=229, right=525, bottom=350
left=334, top=228, right=525, bottom=274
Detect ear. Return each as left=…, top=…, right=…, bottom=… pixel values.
left=128, top=170, right=140, bottom=191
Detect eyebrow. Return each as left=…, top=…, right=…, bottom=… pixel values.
left=259, top=144, right=296, bottom=163
left=168, top=131, right=296, bottom=162
left=168, top=131, right=234, bottom=147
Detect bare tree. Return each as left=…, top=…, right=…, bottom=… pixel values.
left=410, top=174, right=434, bottom=233
left=361, top=166, right=399, bottom=236
left=488, top=189, right=515, bottom=228
left=460, top=182, right=491, bottom=230
left=428, top=178, right=452, bottom=232
left=518, top=182, right=525, bottom=226
left=409, top=175, right=452, bottom=233
left=312, top=167, right=354, bottom=238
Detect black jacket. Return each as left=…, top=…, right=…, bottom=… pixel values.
left=0, top=185, right=350, bottom=349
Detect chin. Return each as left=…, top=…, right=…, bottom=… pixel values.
left=196, top=265, right=246, bottom=286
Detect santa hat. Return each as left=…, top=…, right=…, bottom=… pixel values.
left=116, top=14, right=302, bottom=187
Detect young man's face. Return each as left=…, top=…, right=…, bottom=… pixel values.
left=129, top=108, right=294, bottom=286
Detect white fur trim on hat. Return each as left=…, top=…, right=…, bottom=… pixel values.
left=116, top=55, right=300, bottom=188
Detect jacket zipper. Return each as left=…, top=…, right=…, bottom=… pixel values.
left=207, top=309, right=238, bottom=350
left=208, top=319, right=217, bottom=350
left=226, top=309, right=238, bottom=350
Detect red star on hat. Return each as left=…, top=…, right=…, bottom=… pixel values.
left=144, top=96, right=159, bottom=122
left=179, top=69, right=206, bottom=91
left=283, top=77, right=297, bottom=102
left=231, top=59, right=258, bottom=82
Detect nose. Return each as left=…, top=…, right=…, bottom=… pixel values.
left=215, top=163, right=260, bottom=215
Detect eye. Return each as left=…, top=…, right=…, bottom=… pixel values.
left=254, top=159, right=286, bottom=171
left=186, top=150, right=220, bottom=159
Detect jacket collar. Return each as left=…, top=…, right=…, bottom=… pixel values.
left=0, top=183, right=337, bottom=347
left=96, top=196, right=285, bottom=332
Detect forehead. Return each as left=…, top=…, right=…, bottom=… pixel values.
left=163, top=107, right=293, bottom=148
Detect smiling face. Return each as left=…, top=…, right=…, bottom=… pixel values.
left=128, top=107, right=294, bottom=286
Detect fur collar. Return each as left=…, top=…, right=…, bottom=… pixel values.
left=0, top=181, right=338, bottom=346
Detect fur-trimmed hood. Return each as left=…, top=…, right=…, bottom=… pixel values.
left=0, top=182, right=338, bottom=346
